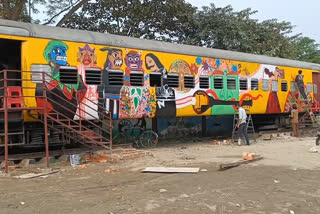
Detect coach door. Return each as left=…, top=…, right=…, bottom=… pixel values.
left=312, top=72, right=320, bottom=104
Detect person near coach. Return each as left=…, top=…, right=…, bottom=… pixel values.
left=236, top=103, right=250, bottom=145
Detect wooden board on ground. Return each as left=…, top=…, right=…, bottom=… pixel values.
left=143, top=167, right=200, bottom=173
left=219, top=156, right=263, bottom=171
left=14, top=170, right=59, bottom=179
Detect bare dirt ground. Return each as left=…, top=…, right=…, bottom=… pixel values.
left=1, top=135, right=320, bottom=214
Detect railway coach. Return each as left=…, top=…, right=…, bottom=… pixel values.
left=0, top=19, right=320, bottom=151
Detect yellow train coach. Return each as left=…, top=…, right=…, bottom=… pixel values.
left=0, top=19, right=320, bottom=150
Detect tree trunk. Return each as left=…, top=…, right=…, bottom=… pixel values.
left=55, top=0, right=89, bottom=27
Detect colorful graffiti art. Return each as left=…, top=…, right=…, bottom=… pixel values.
left=99, top=48, right=124, bottom=119
left=263, top=66, right=285, bottom=113
left=119, top=86, right=156, bottom=119
left=124, top=50, right=148, bottom=86
left=145, top=53, right=176, bottom=117
left=75, top=44, right=100, bottom=120
left=36, top=40, right=87, bottom=119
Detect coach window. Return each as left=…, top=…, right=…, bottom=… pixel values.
left=200, top=76, right=209, bottom=89
left=85, top=68, right=102, bottom=85
left=262, top=79, right=269, bottom=91
left=130, top=71, right=144, bottom=86
left=167, top=74, right=179, bottom=88
left=272, top=80, right=278, bottom=92
left=314, top=84, right=318, bottom=94
left=184, top=75, right=195, bottom=88
left=307, top=83, right=313, bottom=93
left=251, top=78, right=258, bottom=90
left=227, top=77, right=236, bottom=90
left=109, top=70, right=123, bottom=86
left=59, top=66, right=78, bottom=84
left=149, top=72, right=162, bottom=87
left=290, top=81, right=296, bottom=92
left=214, top=76, right=223, bottom=89
left=281, top=81, right=288, bottom=92
left=239, top=79, right=247, bottom=90
left=31, top=64, right=51, bottom=83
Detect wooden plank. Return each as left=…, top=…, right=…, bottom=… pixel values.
left=14, top=170, right=59, bottom=179
left=219, top=156, right=263, bottom=170
left=143, top=167, right=200, bottom=173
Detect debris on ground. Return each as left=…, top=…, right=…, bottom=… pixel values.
left=14, top=170, right=59, bottom=179
left=242, top=152, right=257, bottom=160
left=159, top=189, right=168, bottom=193
left=104, top=168, right=117, bottom=174
left=219, top=155, right=263, bottom=170
left=309, top=147, right=320, bottom=153
left=143, top=167, right=200, bottom=173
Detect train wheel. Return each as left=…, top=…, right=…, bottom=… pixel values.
left=139, top=130, right=158, bottom=149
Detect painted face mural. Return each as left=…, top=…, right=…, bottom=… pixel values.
left=100, top=48, right=123, bottom=70
left=98, top=48, right=124, bottom=120
left=77, top=44, right=97, bottom=66
left=44, top=41, right=68, bottom=68
left=35, top=40, right=87, bottom=120
left=145, top=56, right=159, bottom=72
left=125, top=50, right=143, bottom=70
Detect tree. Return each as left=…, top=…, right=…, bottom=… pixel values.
left=62, top=0, right=197, bottom=43
left=0, top=0, right=90, bottom=26
left=292, top=37, right=320, bottom=63
left=192, top=4, right=300, bottom=59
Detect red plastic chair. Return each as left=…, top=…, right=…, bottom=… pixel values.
left=6, top=86, right=23, bottom=108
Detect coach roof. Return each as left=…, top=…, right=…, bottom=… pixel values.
left=1, top=19, right=320, bottom=71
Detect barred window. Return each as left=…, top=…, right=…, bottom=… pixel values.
left=290, top=81, right=296, bottom=92
left=108, top=70, right=123, bottom=86
left=314, top=84, right=318, bottom=94
left=227, top=77, right=236, bottom=90
left=149, top=72, right=162, bottom=87
left=251, top=79, right=258, bottom=90
left=167, top=74, right=179, bottom=88
left=214, top=76, right=223, bottom=89
left=199, top=76, right=209, bottom=89
left=130, top=71, right=144, bottom=86
left=239, top=79, right=247, bottom=90
left=31, top=64, right=51, bottom=83
left=272, top=80, right=278, bottom=92
left=281, top=81, right=288, bottom=92
left=85, top=68, right=102, bottom=85
left=262, top=79, right=269, bottom=91
left=59, top=66, right=78, bottom=84
left=184, top=75, right=195, bottom=88
left=307, top=83, right=313, bottom=93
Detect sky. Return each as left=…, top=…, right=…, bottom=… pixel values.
left=186, top=0, right=320, bottom=43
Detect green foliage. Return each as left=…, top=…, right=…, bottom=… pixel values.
left=63, top=0, right=197, bottom=43
left=293, top=37, right=320, bottom=63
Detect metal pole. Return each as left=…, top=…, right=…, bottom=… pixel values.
left=109, top=112, right=112, bottom=152
left=4, top=70, right=8, bottom=173
left=42, top=73, right=50, bottom=168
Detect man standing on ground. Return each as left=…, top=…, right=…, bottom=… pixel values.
left=236, top=103, right=250, bottom=145
left=290, top=103, right=299, bottom=137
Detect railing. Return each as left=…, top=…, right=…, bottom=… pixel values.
left=0, top=69, right=113, bottom=173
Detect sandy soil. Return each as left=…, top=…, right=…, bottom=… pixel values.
left=0, top=135, right=320, bottom=214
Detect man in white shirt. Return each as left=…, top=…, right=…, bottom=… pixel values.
left=236, top=103, right=250, bottom=145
